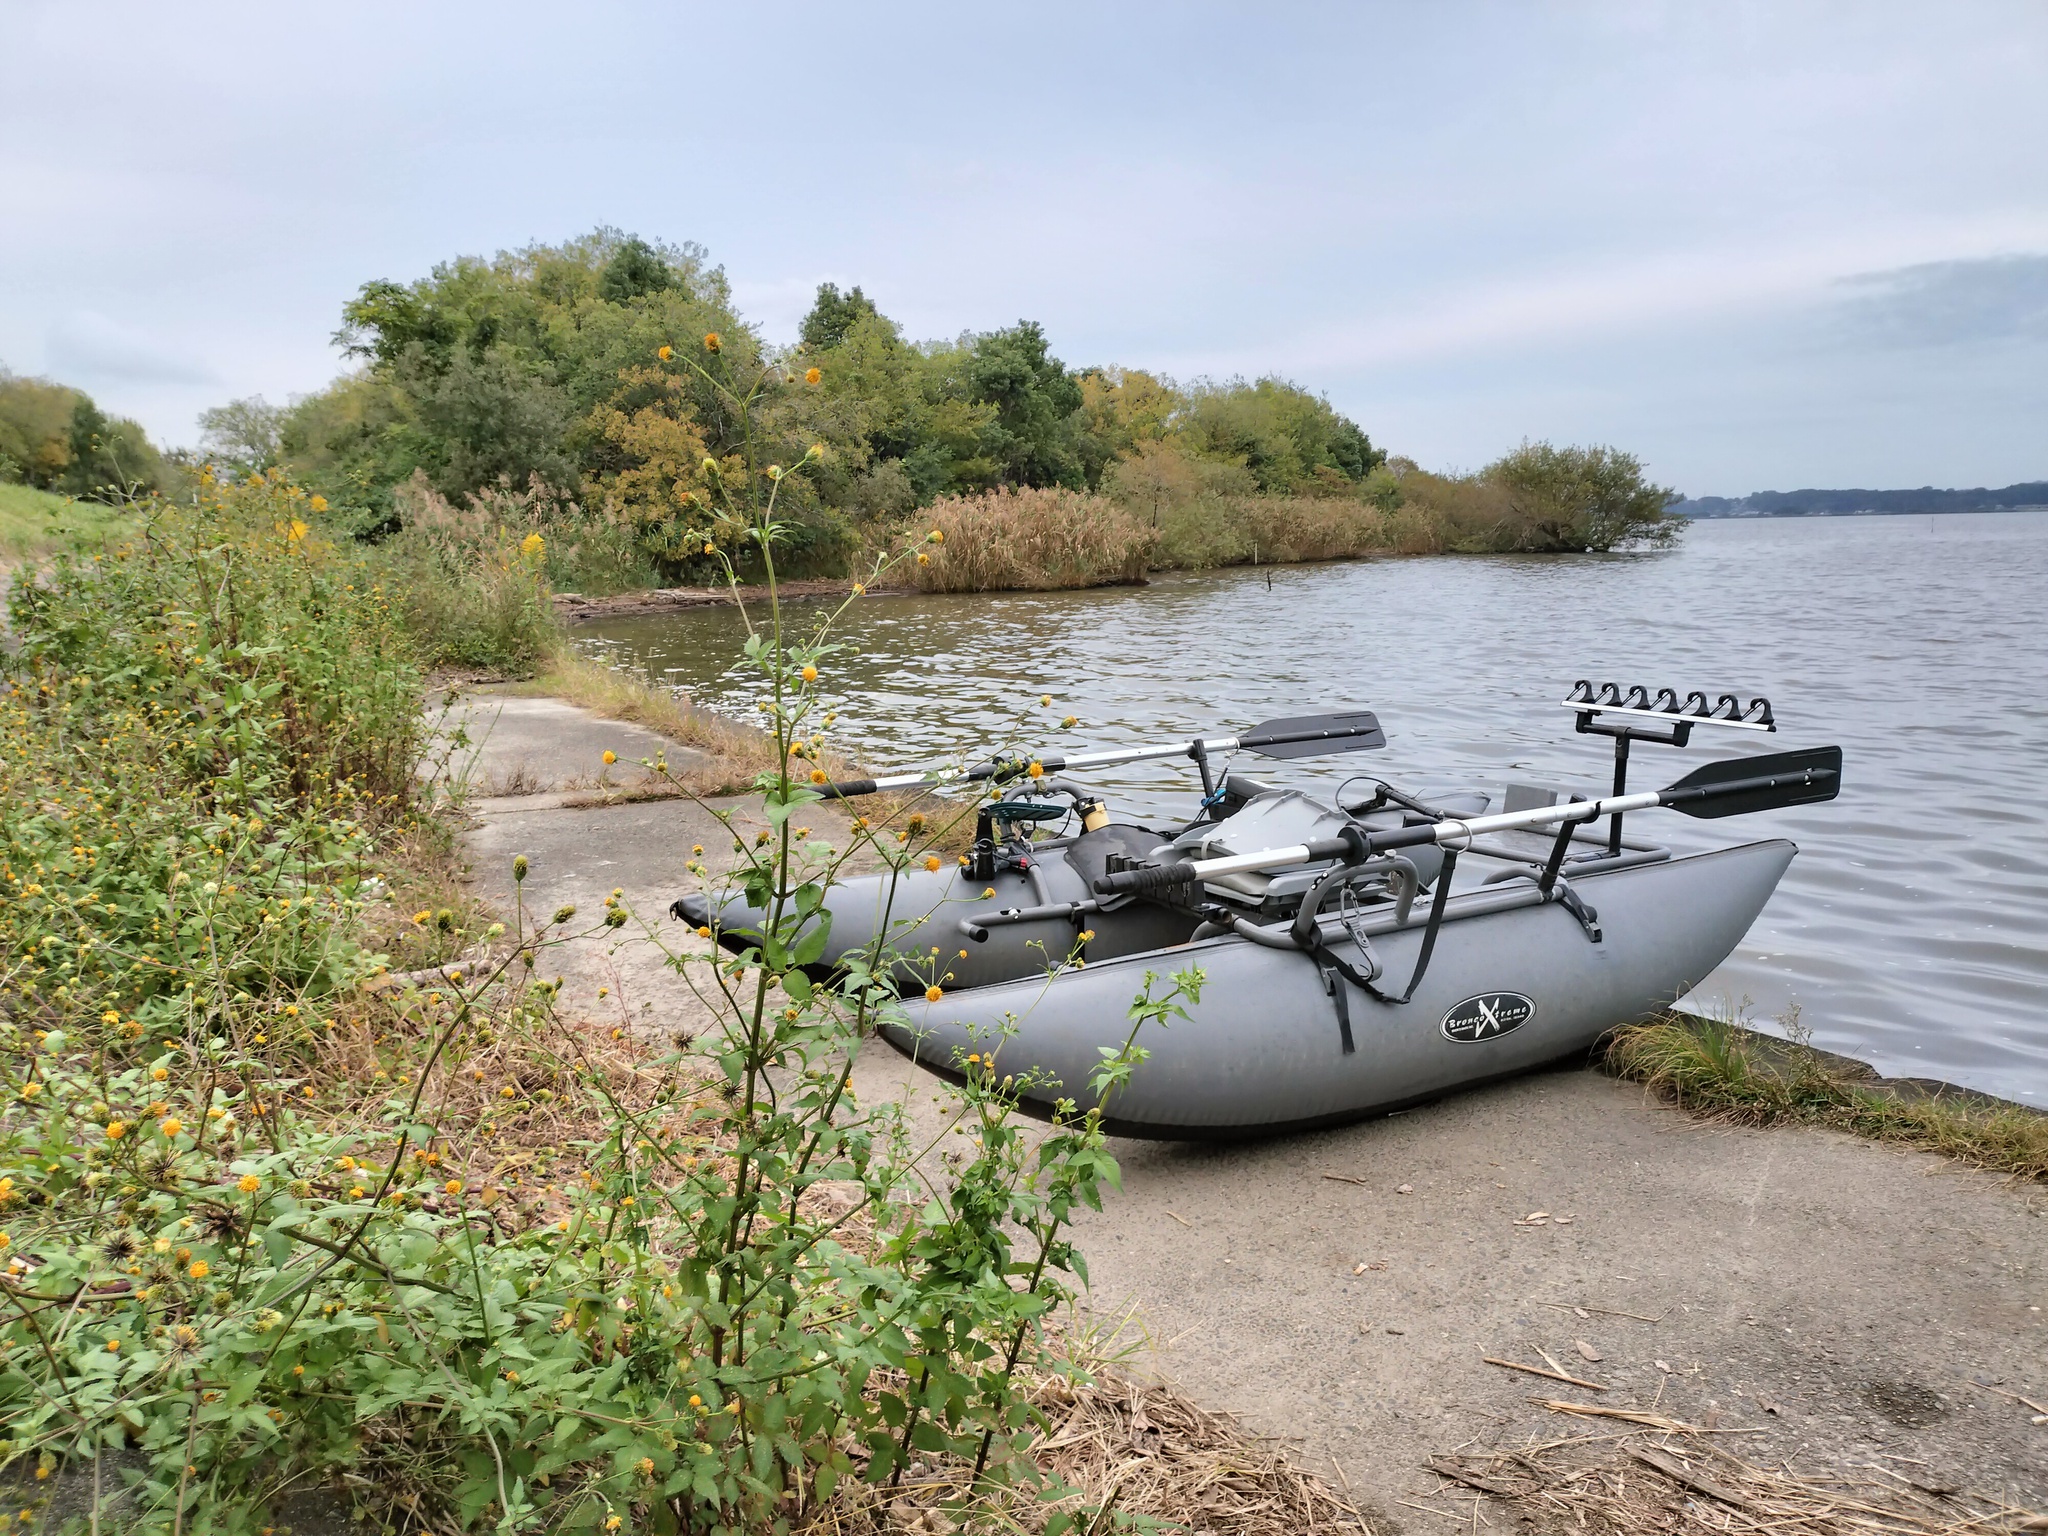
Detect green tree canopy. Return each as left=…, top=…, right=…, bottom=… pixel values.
left=967, top=321, right=1085, bottom=489
left=280, top=229, right=1418, bottom=576
left=799, top=283, right=880, bottom=350
left=1178, top=376, right=1385, bottom=493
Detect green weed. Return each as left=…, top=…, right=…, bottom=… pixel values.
left=1606, top=1015, right=2047, bottom=1181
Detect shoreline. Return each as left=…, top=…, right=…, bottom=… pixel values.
left=548, top=549, right=1405, bottom=625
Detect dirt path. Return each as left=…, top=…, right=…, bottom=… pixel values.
left=448, top=691, right=2048, bottom=1526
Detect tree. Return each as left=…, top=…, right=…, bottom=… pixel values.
left=399, top=344, right=578, bottom=500
left=0, top=372, right=80, bottom=485
left=799, top=283, right=881, bottom=351
left=1177, top=377, right=1383, bottom=493
left=597, top=237, right=675, bottom=305
left=1074, top=367, right=1182, bottom=486
left=967, top=321, right=1084, bottom=488
left=1484, top=441, right=1682, bottom=552
left=198, top=395, right=289, bottom=475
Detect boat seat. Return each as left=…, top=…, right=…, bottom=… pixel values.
left=1063, top=822, right=1175, bottom=909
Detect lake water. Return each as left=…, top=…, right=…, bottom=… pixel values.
left=579, top=513, right=2048, bottom=1106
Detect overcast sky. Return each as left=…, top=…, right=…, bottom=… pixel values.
left=3, top=1, right=2043, bottom=496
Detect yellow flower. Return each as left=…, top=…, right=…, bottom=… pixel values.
left=105, top=1338, right=121, bottom=1352
left=309, top=495, right=328, bottom=512
left=348, top=1186, right=365, bottom=1199
left=602, top=750, right=617, bottom=764
left=104, top=1121, right=128, bottom=1141
left=917, top=552, right=930, bottom=566
left=1063, top=715, right=1078, bottom=727
left=801, top=664, right=818, bottom=682
left=1027, top=761, right=1045, bottom=779
left=658, top=344, right=674, bottom=360
left=636, top=1455, right=656, bottom=1477
left=957, top=948, right=970, bottom=960
left=1040, top=694, right=1052, bottom=707
left=810, top=768, right=827, bottom=784
left=852, top=581, right=865, bottom=595
left=238, top=1174, right=261, bottom=1194
left=102, top=1010, right=119, bottom=1025
left=188, top=1260, right=209, bottom=1279
left=925, top=985, right=944, bottom=1003
left=521, top=532, right=545, bottom=557
left=929, top=528, right=944, bottom=543
left=287, top=519, right=308, bottom=543
left=444, top=1179, right=463, bottom=1195
left=703, top=332, right=721, bottom=353
left=411, top=909, right=430, bottom=925
left=804, top=366, right=821, bottom=385
left=923, top=855, right=942, bottom=873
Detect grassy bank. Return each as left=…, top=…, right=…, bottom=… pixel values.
left=0, top=483, right=132, bottom=560
left=1606, top=1015, right=2047, bottom=1180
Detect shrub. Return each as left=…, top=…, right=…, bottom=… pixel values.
left=1104, top=441, right=1401, bottom=570
left=0, top=374, right=1201, bottom=1533
left=909, top=486, right=1155, bottom=592
left=378, top=474, right=574, bottom=670
left=1482, top=441, right=1682, bottom=552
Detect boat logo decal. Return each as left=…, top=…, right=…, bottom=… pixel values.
left=1441, top=992, right=1535, bottom=1043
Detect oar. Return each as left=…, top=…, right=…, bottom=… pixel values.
left=1094, top=745, right=1842, bottom=894
left=813, top=710, right=1385, bottom=800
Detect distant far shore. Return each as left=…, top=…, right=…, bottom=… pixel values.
left=1678, top=480, right=2046, bottom=519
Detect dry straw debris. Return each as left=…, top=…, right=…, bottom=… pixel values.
left=1426, top=1426, right=2046, bottom=1535
left=805, top=1365, right=1374, bottom=1535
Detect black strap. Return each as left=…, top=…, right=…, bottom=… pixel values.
left=1311, top=847, right=1461, bottom=1009
left=1319, top=964, right=1356, bottom=1053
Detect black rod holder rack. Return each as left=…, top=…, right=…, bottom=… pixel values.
left=1561, top=681, right=1777, bottom=854
left=1561, top=680, right=1776, bottom=733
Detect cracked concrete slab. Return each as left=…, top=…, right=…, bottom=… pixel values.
left=435, top=691, right=706, bottom=800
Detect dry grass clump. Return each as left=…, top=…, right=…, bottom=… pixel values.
left=511, top=646, right=781, bottom=793
left=806, top=1364, right=1372, bottom=1535
left=910, top=486, right=1156, bottom=592
left=1428, top=1428, right=2044, bottom=1534
left=1607, top=1015, right=2048, bottom=1182
left=503, top=650, right=983, bottom=854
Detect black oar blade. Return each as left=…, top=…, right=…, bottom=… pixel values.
left=1239, top=710, right=1386, bottom=760
left=1664, top=745, right=1842, bottom=819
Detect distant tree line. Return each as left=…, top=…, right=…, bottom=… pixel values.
left=1678, top=483, right=2048, bottom=518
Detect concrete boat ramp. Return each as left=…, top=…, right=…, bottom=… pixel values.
left=451, top=691, right=2048, bottom=1524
